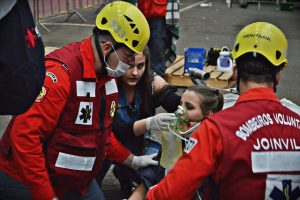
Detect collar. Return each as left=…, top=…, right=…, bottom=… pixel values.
left=80, top=37, right=97, bottom=80
left=118, top=87, right=142, bottom=110
left=236, top=87, right=280, bottom=104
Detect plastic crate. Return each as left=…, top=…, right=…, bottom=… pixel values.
left=184, top=48, right=206, bottom=73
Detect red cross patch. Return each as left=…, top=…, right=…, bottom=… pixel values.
left=25, top=28, right=37, bottom=48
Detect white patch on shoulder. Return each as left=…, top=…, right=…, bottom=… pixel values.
left=184, top=137, right=198, bottom=153
left=105, top=79, right=118, bottom=95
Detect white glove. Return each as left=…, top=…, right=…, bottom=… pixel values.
left=145, top=113, right=176, bottom=131
left=131, top=153, right=159, bottom=170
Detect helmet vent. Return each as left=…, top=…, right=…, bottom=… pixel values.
left=124, top=15, right=133, bottom=22
left=101, top=17, right=108, bottom=25
left=235, top=43, right=239, bottom=52
left=254, top=44, right=257, bottom=48
left=130, top=23, right=136, bottom=29
left=132, top=40, right=139, bottom=47
left=276, top=50, right=281, bottom=60
left=133, top=28, right=139, bottom=34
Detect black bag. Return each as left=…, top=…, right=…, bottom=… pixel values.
left=0, top=0, right=45, bottom=115
left=206, top=48, right=221, bottom=66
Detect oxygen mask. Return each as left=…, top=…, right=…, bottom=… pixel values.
left=160, top=106, right=200, bottom=170
left=168, top=106, right=200, bottom=140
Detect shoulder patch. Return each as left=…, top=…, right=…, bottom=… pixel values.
left=184, top=137, right=198, bottom=153
left=110, top=100, right=116, bottom=118
left=46, top=71, right=58, bottom=83
left=35, top=86, right=48, bottom=103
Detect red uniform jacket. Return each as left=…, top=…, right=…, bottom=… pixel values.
left=138, top=0, right=167, bottom=18
left=209, top=88, right=300, bottom=200
left=146, top=88, right=300, bottom=200
left=0, top=37, right=130, bottom=200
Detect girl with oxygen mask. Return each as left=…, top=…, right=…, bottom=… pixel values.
left=128, top=85, right=224, bottom=200
left=161, top=85, right=224, bottom=172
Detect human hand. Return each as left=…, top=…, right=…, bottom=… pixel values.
left=131, top=153, right=159, bottom=170
left=145, top=113, right=176, bottom=131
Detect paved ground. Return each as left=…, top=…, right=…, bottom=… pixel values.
left=1, top=0, right=300, bottom=199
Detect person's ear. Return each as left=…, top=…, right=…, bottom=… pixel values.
left=101, top=41, right=112, bottom=56
left=206, top=110, right=214, bottom=116
left=275, top=70, right=282, bottom=85
left=232, top=66, right=238, bottom=81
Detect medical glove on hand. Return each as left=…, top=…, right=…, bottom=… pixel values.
left=145, top=113, right=176, bottom=131
left=131, top=153, right=159, bottom=170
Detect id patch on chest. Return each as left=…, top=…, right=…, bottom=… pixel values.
left=75, top=102, right=93, bottom=125
left=76, top=81, right=96, bottom=97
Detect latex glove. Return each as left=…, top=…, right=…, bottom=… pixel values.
left=131, top=153, right=158, bottom=170
left=145, top=113, right=176, bottom=131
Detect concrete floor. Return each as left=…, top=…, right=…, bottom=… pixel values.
left=1, top=0, right=300, bottom=199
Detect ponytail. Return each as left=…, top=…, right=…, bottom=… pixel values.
left=186, top=86, right=224, bottom=116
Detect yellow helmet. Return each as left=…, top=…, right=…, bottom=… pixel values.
left=231, top=22, right=288, bottom=67
left=95, top=1, right=150, bottom=54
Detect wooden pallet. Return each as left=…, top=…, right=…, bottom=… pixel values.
left=165, top=56, right=236, bottom=89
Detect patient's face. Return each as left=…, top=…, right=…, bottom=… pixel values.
left=180, top=90, right=204, bottom=124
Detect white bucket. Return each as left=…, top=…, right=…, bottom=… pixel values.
left=217, top=47, right=233, bottom=72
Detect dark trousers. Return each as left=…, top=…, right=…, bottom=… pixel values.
left=0, top=170, right=105, bottom=200
left=147, top=17, right=167, bottom=76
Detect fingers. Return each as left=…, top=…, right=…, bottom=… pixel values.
left=144, top=153, right=158, bottom=165
left=149, top=160, right=158, bottom=166
left=160, top=122, right=170, bottom=129
left=145, top=153, right=158, bottom=166
left=160, top=113, right=176, bottom=119
left=148, top=153, right=158, bottom=159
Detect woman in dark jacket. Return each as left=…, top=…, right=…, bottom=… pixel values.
left=97, top=46, right=180, bottom=199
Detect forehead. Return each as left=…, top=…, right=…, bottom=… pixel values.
left=181, top=90, right=202, bottom=104
left=135, top=53, right=145, bottom=61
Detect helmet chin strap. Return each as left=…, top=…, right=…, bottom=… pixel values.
left=94, top=34, right=124, bottom=75
left=94, top=34, right=108, bottom=76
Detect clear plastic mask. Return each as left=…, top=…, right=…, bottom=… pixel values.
left=168, top=105, right=201, bottom=140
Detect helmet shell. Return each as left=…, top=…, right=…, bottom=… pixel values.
left=231, top=22, right=288, bottom=67
left=96, top=1, right=150, bottom=54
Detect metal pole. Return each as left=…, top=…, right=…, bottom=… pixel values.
left=42, top=0, right=45, bottom=17
left=65, top=0, right=87, bottom=22
left=50, top=0, right=54, bottom=15
left=58, top=0, right=61, bottom=13
left=33, top=0, right=36, bottom=20
left=36, top=0, right=50, bottom=32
